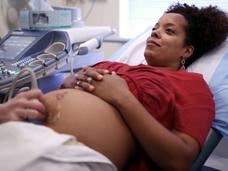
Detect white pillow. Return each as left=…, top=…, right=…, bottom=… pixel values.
left=111, top=27, right=150, bottom=65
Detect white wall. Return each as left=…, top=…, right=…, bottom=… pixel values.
left=48, top=0, right=119, bottom=28
left=0, top=0, right=32, bottom=37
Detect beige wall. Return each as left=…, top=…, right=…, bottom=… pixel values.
left=48, top=0, right=119, bottom=28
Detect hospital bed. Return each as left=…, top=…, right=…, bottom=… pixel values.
left=111, top=27, right=228, bottom=171
left=4, top=26, right=228, bottom=170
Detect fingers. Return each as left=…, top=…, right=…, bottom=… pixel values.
left=81, top=67, right=110, bottom=81
left=16, top=89, right=43, bottom=101
left=61, top=67, right=111, bottom=91
left=17, top=99, right=46, bottom=121
left=14, top=89, right=46, bottom=116
left=0, top=89, right=46, bottom=123
left=73, top=68, right=110, bottom=91
left=29, top=99, right=46, bottom=114
left=19, top=89, right=46, bottom=113
left=23, top=109, right=46, bottom=121
left=75, top=80, right=95, bottom=92
left=60, top=74, right=77, bottom=89
left=13, top=97, right=46, bottom=114
left=75, top=71, right=117, bottom=92
left=12, top=108, right=45, bottom=122
left=1, top=103, right=45, bottom=123
left=83, top=67, right=110, bottom=75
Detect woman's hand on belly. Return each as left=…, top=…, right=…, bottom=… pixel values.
left=60, top=67, right=109, bottom=90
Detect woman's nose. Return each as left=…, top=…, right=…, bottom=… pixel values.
left=151, top=29, right=160, bottom=38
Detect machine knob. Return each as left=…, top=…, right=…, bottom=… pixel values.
left=7, top=71, right=11, bottom=76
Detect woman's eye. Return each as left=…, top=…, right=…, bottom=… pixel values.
left=166, top=28, right=174, bottom=34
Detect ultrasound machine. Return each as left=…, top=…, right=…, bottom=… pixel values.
left=0, top=26, right=115, bottom=103
left=0, top=29, right=71, bottom=98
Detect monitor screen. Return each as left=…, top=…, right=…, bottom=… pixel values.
left=0, top=35, right=36, bottom=60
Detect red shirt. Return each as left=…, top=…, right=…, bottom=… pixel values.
left=93, top=61, right=215, bottom=171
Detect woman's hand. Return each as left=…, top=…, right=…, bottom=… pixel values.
left=60, top=67, right=109, bottom=90
left=0, top=89, right=46, bottom=123
left=60, top=73, right=78, bottom=89
left=89, top=74, right=130, bottom=105
left=74, top=67, right=130, bottom=106
left=62, top=67, right=130, bottom=106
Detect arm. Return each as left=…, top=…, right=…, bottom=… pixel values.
left=108, top=82, right=199, bottom=171
left=74, top=68, right=199, bottom=171
left=0, top=89, right=46, bottom=123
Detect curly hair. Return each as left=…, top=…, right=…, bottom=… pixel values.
left=166, top=3, right=228, bottom=67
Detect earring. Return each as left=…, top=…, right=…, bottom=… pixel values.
left=180, top=57, right=186, bottom=70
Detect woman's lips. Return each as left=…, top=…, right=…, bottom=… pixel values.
left=147, top=40, right=161, bottom=47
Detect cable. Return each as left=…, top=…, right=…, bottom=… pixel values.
left=70, top=38, right=99, bottom=74
left=7, top=67, right=38, bottom=101
left=83, top=0, right=96, bottom=20
left=69, top=29, right=116, bottom=74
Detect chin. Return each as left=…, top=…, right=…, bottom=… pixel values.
left=144, top=49, right=151, bottom=59
left=144, top=50, right=153, bottom=60
left=144, top=48, right=156, bottom=56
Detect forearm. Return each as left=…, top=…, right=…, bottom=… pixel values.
left=113, top=91, right=198, bottom=171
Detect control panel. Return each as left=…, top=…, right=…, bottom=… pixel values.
left=0, top=29, right=71, bottom=92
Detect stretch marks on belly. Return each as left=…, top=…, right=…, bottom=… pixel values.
left=45, top=90, right=68, bottom=124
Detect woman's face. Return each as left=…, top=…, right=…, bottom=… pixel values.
left=144, top=13, right=193, bottom=70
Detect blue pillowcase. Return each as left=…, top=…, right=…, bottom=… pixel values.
left=185, top=39, right=228, bottom=138
left=209, top=51, right=228, bottom=138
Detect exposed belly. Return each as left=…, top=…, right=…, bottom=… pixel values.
left=43, top=89, right=136, bottom=170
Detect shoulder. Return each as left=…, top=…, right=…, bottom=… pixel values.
left=92, top=61, right=129, bottom=70
left=167, top=69, right=207, bottom=86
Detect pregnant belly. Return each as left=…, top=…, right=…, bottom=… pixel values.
left=43, top=89, right=136, bottom=169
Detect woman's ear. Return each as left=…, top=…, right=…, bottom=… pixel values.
left=183, top=45, right=194, bottom=59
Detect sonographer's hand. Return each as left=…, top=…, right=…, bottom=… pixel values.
left=0, top=89, right=46, bottom=123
